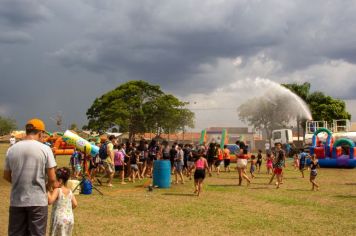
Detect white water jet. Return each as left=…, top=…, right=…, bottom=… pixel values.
left=186, top=77, right=313, bottom=130
left=231, top=77, right=313, bottom=120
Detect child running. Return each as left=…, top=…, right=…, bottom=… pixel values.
left=215, top=144, right=223, bottom=175
left=265, top=152, right=274, bottom=175
left=236, top=149, right=251, bottom=186
left=270, top=143, right=285, bottom=189
left=223, top=145, right=231, bottom=172
left=193, top=149, right=210, bottom=196
left=250, top=155, right=257, bottom=178
left=256, top=149, right=263, bottom=173
left=299, top=149, right=308, bottom=178
left=48, top=167, right=78, bottom=236
left=310, top=154, right=320, bottom=191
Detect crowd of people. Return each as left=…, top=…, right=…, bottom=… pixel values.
left=3, top=118, right=320, bottom=236
left=69, top=136, right=320, bottom=193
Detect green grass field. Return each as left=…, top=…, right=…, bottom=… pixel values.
left=1, top=143, right=356, bottom=235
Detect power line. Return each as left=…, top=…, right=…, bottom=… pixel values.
left=188, top=107, right=235, bottom=111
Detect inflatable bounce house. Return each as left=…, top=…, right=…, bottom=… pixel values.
left=309, top=128, right=356, bottom=168
left=199, top=128, right=228, bottom=148
left=45, top=132, right=75, bottom=155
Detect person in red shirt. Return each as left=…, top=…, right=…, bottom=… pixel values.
left=223, top=145, right=231, bottom=172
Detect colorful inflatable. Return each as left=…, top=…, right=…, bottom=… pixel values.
left=199, top=128, right=228, bottom=146
left=53, top=137, right=75, bottom=155
left=309, top=128, right=356, bottom=168
left=62, top=130, right=99, bottom=157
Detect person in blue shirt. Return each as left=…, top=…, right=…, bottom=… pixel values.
left=299, top=149, right=309, bottom=178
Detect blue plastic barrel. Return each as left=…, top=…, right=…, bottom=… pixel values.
left=153, top=160, right=171, bottom=188
left=82, top=179, right=92, bottom=194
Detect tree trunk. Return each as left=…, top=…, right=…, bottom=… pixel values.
left=182, top=126, right=185, bottom=143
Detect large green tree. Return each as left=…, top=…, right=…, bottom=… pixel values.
left=307, top=91, right=351, bottom=122
left=0, top=116, right=17, bottom=136
left=86, top=80, right=194, bottom=140
left=144, top=94, right=195, bottom=136
left=283, top=83, right=351, bottom=136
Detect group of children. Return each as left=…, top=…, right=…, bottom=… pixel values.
left=247, top=145, right=320, bottom=190
left=293, top=149, right=320, bottom=190
left=205, top=143, right=232, bottom=175
left=52, top=140, right=321, bottom=235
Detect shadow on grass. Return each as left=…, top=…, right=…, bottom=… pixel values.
left=162, top=193, right=196, bottom=197
left=334, top=195, right=356, bottom=199
left=208, top=184, right=237, bottom=187
left=251, top=182, right=269, bottom=186
left=217, top=177, right=238, bottom=180
left=249, top=186, right=269, bottom=190
left=345, top=183, right=356, bottom=186
left=283, top=177, right=298, bottom=180
left=286, top=188, right=311, bottom=192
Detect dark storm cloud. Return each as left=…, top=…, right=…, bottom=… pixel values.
left=52, top=0, right=356, bottom=98
left=0, top=0, right=49, bottom=27
left=53, top=0, right=287, bottom=92
left=1, top=0, right=356, bottom=129
left=0, top=31, right=32, bottom=44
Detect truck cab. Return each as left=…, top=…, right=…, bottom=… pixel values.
left=272, top=129, right=293, bottom=145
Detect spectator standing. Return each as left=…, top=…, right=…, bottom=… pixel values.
left=3, top=118, right=57, bottom=236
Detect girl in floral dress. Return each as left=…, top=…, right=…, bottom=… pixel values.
left=48, top=167, right=78, bottom=236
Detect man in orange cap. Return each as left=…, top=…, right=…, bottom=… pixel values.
left=4, top=118, right=57, bottom=236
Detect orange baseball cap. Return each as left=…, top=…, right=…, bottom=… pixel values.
left=26, top=118, right=49, bottom=134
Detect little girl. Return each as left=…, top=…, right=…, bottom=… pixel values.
left=310, top=154, right=320, bottom=191
left=266, top=153, right=273, bottom=174
left=48, top=167, right=78, bottom=236
left=193, top=149, right=210, bottom=196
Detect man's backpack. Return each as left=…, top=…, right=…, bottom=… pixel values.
left=99, top=142, right=109, bottom=160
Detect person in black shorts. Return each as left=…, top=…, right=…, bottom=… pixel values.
left=299, top=149, right=308, bottom=178
left=137, top=140, right=148, bottom=178
left=169, top=144, right=177, bottom=173
left=256, top=149, right=263, bottom=173
left=309, top=154, right=319, bottom=191
left=193, top=149, right=209, bottom=196
left=206, top=143, right=217, bottom=176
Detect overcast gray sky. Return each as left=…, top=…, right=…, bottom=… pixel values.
left=1, top=0, right=356, bottom=131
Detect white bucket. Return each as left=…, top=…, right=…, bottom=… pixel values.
left=67, top=179, right=81, bottom=195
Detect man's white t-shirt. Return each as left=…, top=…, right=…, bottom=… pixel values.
left=265, top=142, right=270, bottom=151
left=5, top=140, right=57, bottom=207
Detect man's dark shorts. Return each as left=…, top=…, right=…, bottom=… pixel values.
left=9, top=206, right=48, bottom=236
